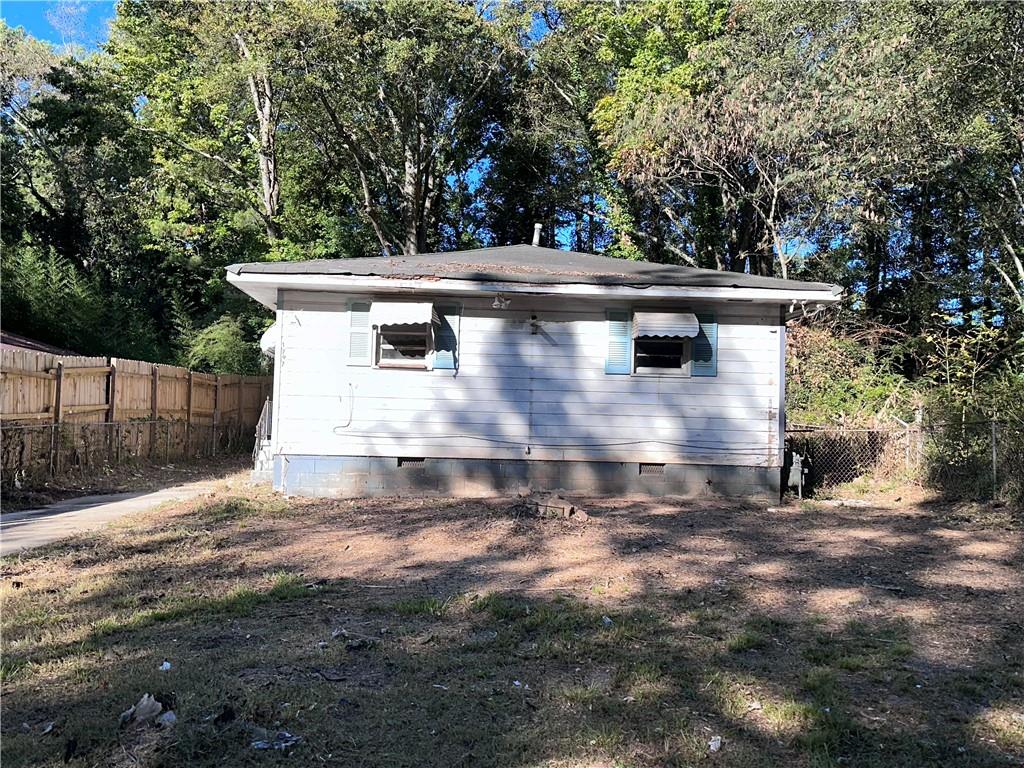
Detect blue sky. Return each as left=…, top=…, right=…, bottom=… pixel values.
left=2, top=0, right=115, bottom=49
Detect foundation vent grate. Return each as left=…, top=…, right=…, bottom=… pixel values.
left=639, top=463, right=666, bottom=476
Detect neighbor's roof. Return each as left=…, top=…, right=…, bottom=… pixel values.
left=0, top=331, right=80, bottom=356
left=227, top=244, right=841, bottom=294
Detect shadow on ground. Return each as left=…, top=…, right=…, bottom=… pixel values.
left=1, top=489, right=1021, bottom=767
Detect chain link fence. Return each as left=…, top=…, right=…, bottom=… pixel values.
left=786, top=420, right=1022, bottom=502
left=1, top=419, right=254, bottom=489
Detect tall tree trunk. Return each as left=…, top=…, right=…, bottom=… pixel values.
left=862, top=189, right=891, bottom=317
left=401, top=144, right=422, bottom=255
left=257, top=120, right=280, bottom=241
left=908, top=187, right=936, bottom=334
left=235, top=33, right=280, bottom=241
left=864, top=227, right=887, bottom=315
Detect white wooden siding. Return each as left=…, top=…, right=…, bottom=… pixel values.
left=271, top=291, right=784, bottom=467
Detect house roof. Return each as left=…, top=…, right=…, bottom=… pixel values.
left=0, top=331, right=80, bottom=356
left=227, top=245, right=841, bottom=295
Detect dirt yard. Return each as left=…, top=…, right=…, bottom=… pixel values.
left=1, top=477, right=1021, bottom=767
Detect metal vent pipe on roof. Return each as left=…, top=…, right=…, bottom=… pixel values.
left=532, top=223, right=542, bottom=247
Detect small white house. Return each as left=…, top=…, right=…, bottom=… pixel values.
left=227, top=245, right=842, bottom=499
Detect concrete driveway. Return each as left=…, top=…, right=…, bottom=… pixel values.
left=1, top=481, right=216, bottom=556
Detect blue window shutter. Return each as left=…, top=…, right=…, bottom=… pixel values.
left=605, top=310, right=632, bottom=374
left=433, top=304, right=460, bottom=370
left=348, top=301, right=371, bottom=366
left=692, top=312, right=718, bottom=376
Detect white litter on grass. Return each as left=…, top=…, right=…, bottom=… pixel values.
left=156, top=711, right=177, bottom=728
left=251, top=731, right=301, bottom=750
left=432, top=684, right=449, bottom=691
left=601, top=615, right=614, bottom=626
left=708, top=735, right=722, bottom=752
left=159, top=660, right=172, bottom=672
left=119, top=694, right=164, bottom=728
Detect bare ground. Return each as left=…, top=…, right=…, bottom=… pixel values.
left=1, top=476, right=1021, bottom=767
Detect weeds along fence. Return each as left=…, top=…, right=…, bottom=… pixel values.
left=1, top=348, right=271, bottom=487
left=786, top=420, right=1022, bottom=502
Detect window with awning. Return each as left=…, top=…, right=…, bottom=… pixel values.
left=368, top=302, right=437, bottom=369
left=348, top=300, right=462, bottom=371
left=631, top=311, right=701, bottom=375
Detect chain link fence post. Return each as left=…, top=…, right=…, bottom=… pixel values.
left=991, top=420, right=998, bottom=499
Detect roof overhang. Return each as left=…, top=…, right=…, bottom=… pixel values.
left=226, top=272, right=844, bottom=311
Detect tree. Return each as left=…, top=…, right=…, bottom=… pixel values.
left=110, top=0, right=319, bottom=242
left=1, top=24, right=169, bottom=357
left=590, top=0, right=1024, bottom=298
left=293, top=0, right=518, bottom=255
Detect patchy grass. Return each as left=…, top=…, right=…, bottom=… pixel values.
left=1, top=486, right=1021, bottom=767
left=390, top=595, right=455, bottom=618
left=727, top=629, right=769, bottom=653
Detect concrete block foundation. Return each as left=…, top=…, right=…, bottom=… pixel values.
left=272, top=455, right=781, bottom=501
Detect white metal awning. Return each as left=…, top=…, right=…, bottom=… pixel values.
left=632, top=311, right=700, bottom=338
left=369, top=301, right=439, bottom=327
left=259, top=322, right=278, bottom=357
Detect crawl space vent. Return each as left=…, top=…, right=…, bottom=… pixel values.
left=639, top=463, right=666, bottom=476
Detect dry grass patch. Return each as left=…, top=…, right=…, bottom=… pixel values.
left=1, top=486, right=1021, bottom=767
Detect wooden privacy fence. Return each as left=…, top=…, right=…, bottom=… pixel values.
left=1, top=348, right=271, bottom=484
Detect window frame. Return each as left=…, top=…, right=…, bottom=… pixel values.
left=632, top=334, right=693, bottom=377
left=373, top=322, right=435, bottom=370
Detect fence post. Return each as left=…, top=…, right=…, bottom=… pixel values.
left=991, top=420, right=998, bottom=499
left=185, top=371, right=194, bottom=458
left=150, top=365, right=159, bottom=458
left=914, top=410, right=924, bottom=479
left=50, top=361, right=64, bottom=475
left=107, top=358, right=118, bottom=423
left=213, top=375, right=221, bottom=456
left=236, top=376, right=243, bottom=445
left=107, top=357, right=118, bottom=468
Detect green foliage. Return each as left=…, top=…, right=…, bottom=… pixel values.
left=0, top=244, right=164, bottom=359
left=786, top=322, right=912, bottom=427
left=1, top=1, right=1021, bottom=437
left=182, top=316, right=266, bottom=375
left=921, top=357, right=1024, bottom=504
left=586, top=0, right=1024, bottom=302
left=788, top=312, right=1023, bottom=503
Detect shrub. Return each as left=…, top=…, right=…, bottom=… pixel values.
left=786, top=323, right=913, bottom=426
left=181, top=315, right=266, bottom=374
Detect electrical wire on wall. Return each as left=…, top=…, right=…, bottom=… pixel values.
left=337, top=383, right=355, bottom=428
